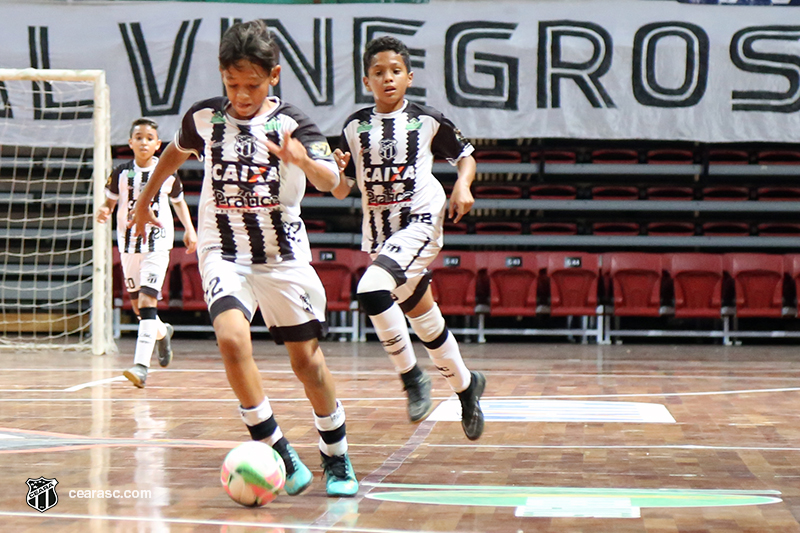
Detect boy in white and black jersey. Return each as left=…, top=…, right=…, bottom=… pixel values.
left=97, top=118, right=197, bottom=388
left=333, top=36, right=485, bottom=441
left=130, top=21, right=358, bottom=498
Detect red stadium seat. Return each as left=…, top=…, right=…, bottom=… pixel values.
left=180, top=252, right=206, bottom=312
left=784, top=254, right=800, bottom=309
left=701, top=186, right=750, bottom=201
left=604, top=252, right=663, bottom=316
left=443, top=222, right=469, bottom=234
left=664, top=253, right=724, bottom=318
left=590, top=149, right=639, bottom=164
left=546, top=252, right=600, bottom=316
left=530, top=222, right=578, bottom=235
left=304, top=220, right=327, bottom=233
left=473, top=185, right=523, bottom=199
left=485, top=252, right=541, bottom=317
left=591, top=186, right=639, bottom=200
left=756, top=187, right=800, bottom=201
left=529, top=184, right=577, bottom=199
left=428, top=252, right=481, bottom=316
left=539, top=150, right=577, bottom=164
left=646, top=186, right=694, bottom=201
left=757, top=223, right=800, bottom=236
left=473, top=150, right=522, bottom=163
left=757, top=150, right=800, bottom=165
left=701, top=222, right=750, bottom=236
left=474, top=222, right=523, bottom=234
left=707, top=149, right=750, bottom=165
left=646, top=222, right=695, bottom=236
left=592, top=222, right=640, bottom=236
left=311, top=248, right=362, bottom=313
left=724, top=253, right=785, bottom=318
left=646, top=149, right=694, bottom=164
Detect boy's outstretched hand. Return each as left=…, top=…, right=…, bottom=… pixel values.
left=448, top=180, right=474, bottom=223
left=183, top=227, right=198, bottom=254
left=333, top=148, right=351, bottom=173
left=128, top=201, right=162, bottom=238
left=265, top=130, right=308, bottom=166
left=96, top=206, right=112, bottom=224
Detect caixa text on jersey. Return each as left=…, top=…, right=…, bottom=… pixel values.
left=212, top=163, right=276, bottom=183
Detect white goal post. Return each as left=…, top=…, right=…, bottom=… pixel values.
left=0, top=68, right=115, bottom=355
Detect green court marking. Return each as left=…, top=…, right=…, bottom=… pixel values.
left=364, top=483, right=781, bottom=511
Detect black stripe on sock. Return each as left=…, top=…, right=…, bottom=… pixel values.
left=318, top=423, right=347, bottom=445
left=246, top=414, right=278, bottom=441
left=421, top=326, right=449, bottom=350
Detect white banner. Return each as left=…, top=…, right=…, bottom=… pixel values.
left=0, top=0, right=797, bottom=145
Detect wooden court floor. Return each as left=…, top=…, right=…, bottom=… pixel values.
left=3, top=338, right=800, bottom=532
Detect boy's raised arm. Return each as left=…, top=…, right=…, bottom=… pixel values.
left=173, top=199, right=197, bottom=254
left=448, top=154, right=476, bottom=223
left=331, top=148, right=353, bottom=200
left=130, top=142, right=190, bottom=236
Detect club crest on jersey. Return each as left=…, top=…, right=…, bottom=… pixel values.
left=379, top=139, right=397, bottom=161
left=234, top=133, right=257, bottom=158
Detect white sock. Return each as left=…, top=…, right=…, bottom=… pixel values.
left=427, top=331, right=471, bottom=392
left=314, top=401, right=348, bottom=457
left=133, top=319, right=158, bottom=367
left=369, top=303, right=417, bottom=374
left=408, top=304, right=470, bottom=392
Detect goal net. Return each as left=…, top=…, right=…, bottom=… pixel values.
left=0, top=69, right=115, bottom=355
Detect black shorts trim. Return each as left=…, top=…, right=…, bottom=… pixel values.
left=398, top=270, right=432, bottom=313
left=209, top=295, right=251, bottom=324
left=270, top=320, right=327, bottom=345
left=373, top=254, right=407, bottom=287
left=127, top=290, right=140, bottom=300
left=139, top=286, right=159, bottom=298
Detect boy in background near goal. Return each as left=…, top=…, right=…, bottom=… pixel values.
left=96, top=118, right=198, bottom=388
left=332, top=36, right=486, bottom=440
left=130, top=20, right=358, bottom=498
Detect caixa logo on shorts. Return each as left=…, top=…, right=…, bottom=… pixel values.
left=26, top=476, right=58, bottom=512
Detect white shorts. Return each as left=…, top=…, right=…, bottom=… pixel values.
left=200, top=252, right=327, bottom=344
left=120, top=250, right=169, bottom=299
left=371, top=222, right=443, bottom=311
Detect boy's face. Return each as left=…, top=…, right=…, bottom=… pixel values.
left=363, top=50, right=413, bottom=113
left=128, top=124, right=161, bottom=164
left=221, top=60, right=281, bottom=120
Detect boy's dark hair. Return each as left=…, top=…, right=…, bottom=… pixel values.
left=363, top=36, right=410, bottom=74
left=219, top=20, right=280, bottom=73
left=129, top=118, right=158, bottom=138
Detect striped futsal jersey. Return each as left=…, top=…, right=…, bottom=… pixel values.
left=175, top=96, right=337, bottom=266
left=339, top=100, right=474, bottom=253
left=105, top=158, right=183, bottom=253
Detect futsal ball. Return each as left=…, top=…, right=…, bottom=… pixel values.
left=220, top=441, right=286, bottom=506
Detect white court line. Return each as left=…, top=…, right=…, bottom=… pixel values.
left=2, top=385, right=799, bottom=402
left=63, top=375, right=132, bottom=392
left=424, top=443, right=800, bottom=452
left=0, top=511, right=437, bottom=533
